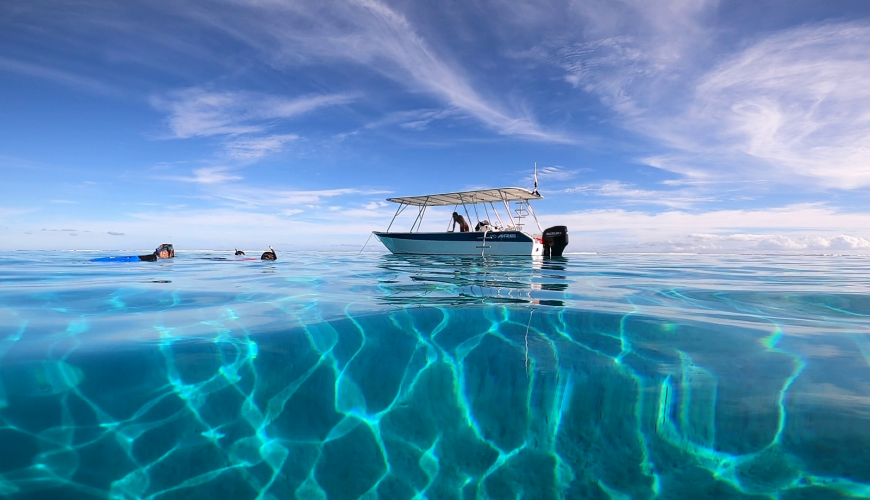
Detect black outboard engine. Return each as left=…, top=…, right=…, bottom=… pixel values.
left=542, top=226, right=569, bottom=257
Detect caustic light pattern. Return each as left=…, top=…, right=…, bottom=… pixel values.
left=2, top=305, right=870, bottom=500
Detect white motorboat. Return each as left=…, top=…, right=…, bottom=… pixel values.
left=372, top=186, right=568, bottom=257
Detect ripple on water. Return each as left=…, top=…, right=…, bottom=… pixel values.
left=0, top=252, right=869, bottom=499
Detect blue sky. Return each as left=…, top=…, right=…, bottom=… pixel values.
left=2, top=0, right=870, bottom=252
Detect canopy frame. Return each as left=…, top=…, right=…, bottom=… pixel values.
left=383, top=187, right=544, bottom=234
left=386, top=187, right=542, bottom=207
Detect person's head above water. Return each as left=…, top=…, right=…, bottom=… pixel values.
left=261, top=246, right=277, bottom=261
left=234, top=248, right=245, bottom=256
left=135, top=243, right=174, bottom=261
left=154, top=244, right=175, bottom=259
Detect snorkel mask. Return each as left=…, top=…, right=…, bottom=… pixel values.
left=154, top=244, right=175, bottom=258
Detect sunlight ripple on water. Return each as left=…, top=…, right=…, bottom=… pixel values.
left=1, top=252, right=869, bottom=499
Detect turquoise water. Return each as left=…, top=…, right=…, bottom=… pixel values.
left=1, top=252, right=870, bottom=500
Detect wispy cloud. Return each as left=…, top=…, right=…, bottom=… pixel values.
left=49, top=199, right=78, bottom=204
left=396, top=109, right=457, bottom=131
left=557, top=4, right=870, bottom=189
left=563, top=181, right=709, bottom=208
left=152, top=89, right=356, bottom=139
left=159, top=166, right=243, bottom=184
left=0, top=56, right=120, bottom=95
left=520, top=165, right=587, bottom=187
left=0, top=207, right=38, bottom=219
left=678, top=22, right=870, bottom=188
left=107, top=231, right=125, bottom=236
left=181, top=0, right=571, bottom=143
left=205, top=186, right=391, bottom=209
left=223, top=134, right=300, bottom=159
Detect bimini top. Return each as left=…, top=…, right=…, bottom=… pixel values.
left=386, top=187, right=542, bottom=207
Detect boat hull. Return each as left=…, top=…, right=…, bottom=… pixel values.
left=374, top=231, right=544, bottom=256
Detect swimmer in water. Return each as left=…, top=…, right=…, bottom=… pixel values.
left=261, top=246, right=277, bottom=261
left=137, top=244, right=175, bottom=262
left=235, top=248, right=245, bottom=256
left=90, top=244, right=174, bottom=263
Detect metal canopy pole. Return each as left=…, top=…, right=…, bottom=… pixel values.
left=490, top=202, right=504, bottom=228
left=416, top=204, right=428, bottom=232
left=499, top=190, right=516, bottom=228
left=470, top=197, right=481, bottom=226
left=410, top=197, right=430, bottom=232
left=385, top=203, right=406, bottom=233
left=410, top=204, right=424, bottom=232
left=458, top=194, right=473, bottom=229
left=527, top=202, right=543, bottom=233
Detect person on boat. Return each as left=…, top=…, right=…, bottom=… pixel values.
left=451, top=212, right=470, bottom=233
left=475, top=220, right=491, bottom=231
left=261, top=246, right=277, bottom=261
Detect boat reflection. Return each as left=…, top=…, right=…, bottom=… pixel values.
left=376, top=254, right=569, bottom=307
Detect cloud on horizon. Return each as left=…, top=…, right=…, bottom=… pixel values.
left=545, top=203, right=870, bottom=252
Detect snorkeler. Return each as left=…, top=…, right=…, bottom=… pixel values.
left=91, top=244, right=175, bottom=263
left=261, top=246, right=277, bottom=261
left=235, top=248, right=245, bottom=255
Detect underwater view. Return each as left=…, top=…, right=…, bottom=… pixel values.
left=1, top=252, right=870, bottom=500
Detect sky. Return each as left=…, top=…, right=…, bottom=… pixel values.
left=2, top=0, right=870, bottom=253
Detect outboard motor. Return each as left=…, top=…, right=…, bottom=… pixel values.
left=542, top=226, right=569, bottom=257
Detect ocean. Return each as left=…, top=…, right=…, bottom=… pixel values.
left=1, top=251, right=869, bottom=499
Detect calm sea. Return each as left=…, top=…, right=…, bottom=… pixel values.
left=1, top=251, right=869, bottom=499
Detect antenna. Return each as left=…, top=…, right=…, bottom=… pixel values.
left=533, top=162, right=539, bottom=194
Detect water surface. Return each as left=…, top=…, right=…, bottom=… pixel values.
left=1, top=252, right=869, bottom=499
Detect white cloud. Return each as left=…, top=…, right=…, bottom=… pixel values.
left=0, top=207, right=38, bottom=219
left=223, top=134, right=300, bottom=159
left=0, top=56, right=120, bottom=96
left=152, top=89, right=356, bottom=140
left=520, top=165, right=586, bottom=187
left=685, top=233, right=870, bottom=252
left=207, top=186, right=390, bottom=209
left=679, top=22, right=870, bottom=188
left=541, top=203, right=870, bottom=252
left=563, top=181, right=709, bottom=208
left=395, top=109, right=457, bottom=131
left=559, top=6, right=870, bottom=189
left=160, top=166, right=243, bottom=184
left=180, top=0, right=570, bottom=143
left=364, top=201, right=389, bottom=209
left=536, top=166, right=584, bottom=181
